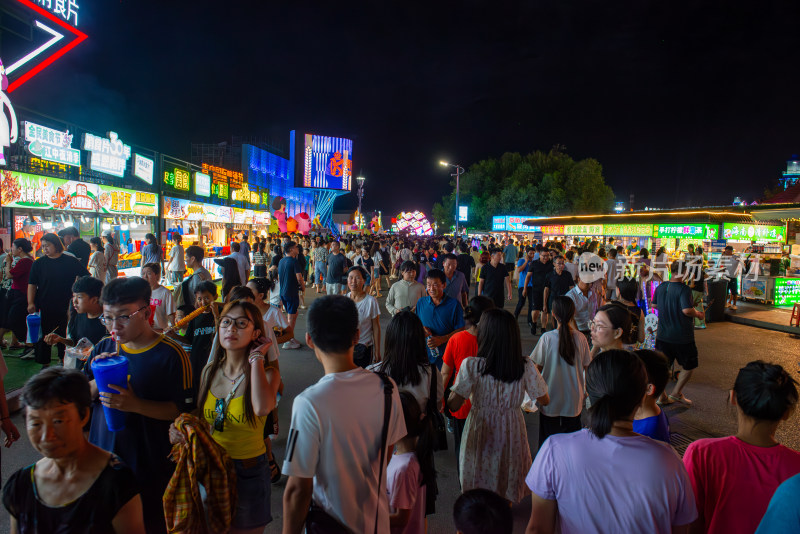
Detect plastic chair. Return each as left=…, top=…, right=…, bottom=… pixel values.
left=791, top=304, right=800, bottom=327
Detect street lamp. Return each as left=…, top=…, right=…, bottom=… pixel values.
left=440, top=161, right=465, bottom=235
left=356, top=175, right=366, bottom=229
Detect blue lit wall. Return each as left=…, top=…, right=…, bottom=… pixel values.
left=244, top=144, right=316, bottom=218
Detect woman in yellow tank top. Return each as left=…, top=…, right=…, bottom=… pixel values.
left=197, top=300, right=281, bottom=533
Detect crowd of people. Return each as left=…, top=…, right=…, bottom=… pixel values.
left=0, top=230, right=797, bottom=533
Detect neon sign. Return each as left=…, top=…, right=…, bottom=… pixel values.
left=35, top=0, right=79, bottom=26
left=194, top=171, right=210, bottom=197
left=231, top=182, right=260, bottom=204
left=299, top=133, right=353, bottom=190
left=82, top=132, right=130, bottom=177
left=133, top=154, right=153, bottom=185
left=0, top=63, right=18, bottom=166
left=163, top=168, right=190, bottom=192
left=23, top=121, right=79, bottom=167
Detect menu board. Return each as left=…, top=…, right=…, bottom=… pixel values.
left=773, top=277, right=800, bottom=306
left=0, top=170, right=157, bottom=216
left=722, top=223, right=785, bottom=243
left=604, top=223, right=653, bottom=237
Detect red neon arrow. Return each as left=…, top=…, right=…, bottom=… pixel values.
left=7, top=0, right=88, bottom=93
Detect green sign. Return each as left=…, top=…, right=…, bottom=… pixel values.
left=722, top=223, right=785, bottom=243
left=656, top=224, right=718, bottom=240
left=774, top=277, right=800, bottom=306
left=564, top=224, right=603, bottom=235
left=604, top=223, right=653, bottom=237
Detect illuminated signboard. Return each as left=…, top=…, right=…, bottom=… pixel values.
left=23, top=122, right=80, bottom=167
left=603, top=223, right=653, bottom=237
left=541, top=225, right=565, bottom=235
left=133, top=154, right=153, bottom=185
left=396, top=211, right=433, bottom=235
left=656, top=224, right=718, bottom=240
left=163, top=168, right=190, bottom=192
left=492, top=216, right=506, bottom=231
left=163, top=197, right=232, bottom=223
left=565, top=224, right=603, bottom=235
left=82, top=132, right=131, bottom=177
left=458, top=206, right=468, bottom=222
left=231, top=182, right=260, bottom=204
left=33, top=0, right=80, bottom=26
left=506, top=216, right=540, bottom=233
left=722, top=223, right=785, bottom=243
left=774, top=277, right=800, bottom=306
left=194, top=171, right=211, bottom=197
left=201, top=162, right=242, bottom=199
left=0, top=170, right=156, bottom=215
left=296, top=132, right=353, bottom=190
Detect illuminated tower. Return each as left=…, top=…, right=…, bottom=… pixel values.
left=781, top=156, right=800, bottom=189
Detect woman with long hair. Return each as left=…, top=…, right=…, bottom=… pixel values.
left=220, top=257, right=243, bottom=302
left=441, top=296, right=495, bottom=465
left=683, top=361, right=800, bottom=534
left=370, top=311, right=443, bottom=413
left=88, top=236, right=107, bottom=281
left=589, top=302, right=633, bottom=358
left=530, top=296, right=592, bottom=447
left=171, top=300, right=280, bottom=533
left=526, top=350, right=697, bottom=532
left=447, top=309, right=549, bottom=503
left=347, top=265, right=381, bottom=367
left=140, top=233, right=162, bottom=273
left=102, top=231, right=119, bottom=283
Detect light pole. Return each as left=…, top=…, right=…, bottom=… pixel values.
left=356, top=175, right=365, bottom=228
left=440, top=161, right=465, bottom=235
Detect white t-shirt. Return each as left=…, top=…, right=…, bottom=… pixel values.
left=350, top=293, right=380, bottom=346
left=262, top=304, right=289, bottom=330
left=282, top=368, right=407, bottom=533
left=529, top=330, right=592, bottom=417
left=527, top=429, right=697, bottom=533
left=387, top=452, right=426, bottom=534
left=373, top=252, right=383, bottom=274
left=150, top=285, right=175, bottom=331
left=400, top=248, right=412, bottom=262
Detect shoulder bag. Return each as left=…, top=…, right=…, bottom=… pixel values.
left=306, top=372, right=394, bottom=534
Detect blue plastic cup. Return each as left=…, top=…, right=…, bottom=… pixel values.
left=26, top=313, right=41, bottom=344
left=91, top=356, right=129, bottom=432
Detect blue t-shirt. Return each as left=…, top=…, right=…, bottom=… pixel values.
left=755, top=473, right=800, bottom=533
left=517, top=258, right=528, bottom=289
left=85, top=335, right=193, bottom=516
left=632, top=409, right=670, bottom=443
left=278, top=256, right=302, bottom=297
left=415, top=295, right=465, bottom=363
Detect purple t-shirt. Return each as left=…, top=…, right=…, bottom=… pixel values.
left=526, top=429, right=697, bottom=533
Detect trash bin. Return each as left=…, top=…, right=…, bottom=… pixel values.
left=706, top=279, right=728, bottom=323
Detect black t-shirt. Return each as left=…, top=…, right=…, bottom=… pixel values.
left=326, top=252, right=348, bottom=284
left=279, top=256, right=302, bottom=296
left=456, top=253, right=476, bottom=286
left=270, top=254, right=281, bottom=269
left=479, top=262, right=509, bottom=307
left=184, top=311, right=216, bottom=396
left=545, top=270, right=575, bottom=301
left=67, top=313, right=107, bottom=346
left=527, top=259, right=554, bottom=289
left=3, top=455, right=139, bottom=534
left=67, top=239, right=91, bottom=269
left=28, top=254, right=89, bottom=312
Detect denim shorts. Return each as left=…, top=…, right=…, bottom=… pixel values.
left=232, top=454, right=272, bottom=528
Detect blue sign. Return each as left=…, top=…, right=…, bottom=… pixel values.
left=493, top=215, right=541, bottom=233
left=459, top=205, right=468, bottom=222
left=492, top=216, right=506, bottom=231
left=292, top=131, right=353, bottom=191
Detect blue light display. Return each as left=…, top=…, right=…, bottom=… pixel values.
left=243, top=144, right=316, bottom=218
left=291, top=131, right=353, bottom=191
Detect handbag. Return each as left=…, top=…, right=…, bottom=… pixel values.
left=426, top=366, right=448, bottom=452
left=306, top=372, right=394, bottom=534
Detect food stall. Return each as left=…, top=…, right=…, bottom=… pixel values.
left=162, top=196, right=233, bottom=277
left=720, top=222, right=788, bottom=305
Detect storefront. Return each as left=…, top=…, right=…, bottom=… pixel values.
left=491, top=215, right=542, bottom=242
left=719, top=223, right=788, bottom=304
left=162, top=196, right=234, bottom=276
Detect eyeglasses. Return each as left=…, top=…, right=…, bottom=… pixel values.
left=219, top=316, right=253, bottom=330
left=589, top=320, right=611, bottom=331
left=100, top=305, right=149, bottom=326
left=214, top=398, right=226, bottom=432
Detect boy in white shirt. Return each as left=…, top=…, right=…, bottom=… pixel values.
left=141, top=262, right=175, bottom=332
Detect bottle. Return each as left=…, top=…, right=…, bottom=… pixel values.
left=426, top=336, right=440, bottom=359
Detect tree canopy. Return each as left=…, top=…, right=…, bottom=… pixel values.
left=432, top=149, right=615, bottom=231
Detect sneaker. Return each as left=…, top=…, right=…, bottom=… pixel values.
left=287, top=339, right=302, bottom=349
left=731, top=304, right=737, bottom=310
left=530, top=324, right=537, bottom=336
left=668, top=393, right=693, bottom=406
left=281, top=341, right=294, bottom=350
left=20, top=350, right=35, bottom=360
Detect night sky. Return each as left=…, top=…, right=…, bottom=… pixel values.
left=8, top=0, right=800, bottom=219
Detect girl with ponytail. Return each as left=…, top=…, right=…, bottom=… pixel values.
left=526, top=349, right=697, bottom=532
left=530, top=296, right=592, bottom=447
left=683, top=361, right=800, bottom=534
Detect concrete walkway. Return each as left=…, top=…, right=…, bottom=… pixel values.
left=725, top=300, right=800, bottom=335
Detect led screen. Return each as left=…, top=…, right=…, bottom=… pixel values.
left=292, top=131, right=353, bottom=190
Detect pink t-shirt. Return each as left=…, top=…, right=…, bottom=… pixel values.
left=387, top=452, right=426, bottom=534
left=527, top=429, right=697, bottom=533
left=683, top=436, right=800, bottom=534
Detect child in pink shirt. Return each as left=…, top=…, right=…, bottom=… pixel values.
left=683, top=360, right=800, bottom=534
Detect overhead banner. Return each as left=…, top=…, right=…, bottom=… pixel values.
left=541, top=225, right=565, bottom=235
left=565, top=224, right=603, bottom=235
left=0, top=170, right=156, bottom=215
left=656, top=224, right=718, bottom=240
left=722, top=223, right=785, bottom=243
left=163, top=197, right=233, bottom=223
left=603, top=223, right=653, bottom=237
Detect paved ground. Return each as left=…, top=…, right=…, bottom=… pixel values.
left=1, top=284, right=799, bottom=533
